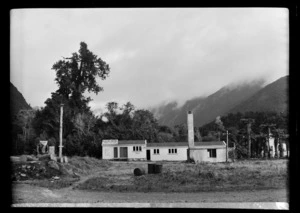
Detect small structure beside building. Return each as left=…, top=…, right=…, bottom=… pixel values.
left=187, top=111, right=227, bottom=163
left=190, top=141, right=227, bottom=163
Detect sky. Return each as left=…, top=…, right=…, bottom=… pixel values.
left=10, top=8, right=289, bottom=115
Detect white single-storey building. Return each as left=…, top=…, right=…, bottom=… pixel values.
left=102, top=111, right=227, bottom=163
left=102, top=139, right=147, bottom=160
left=146, top=142, right=188, bottom=161
left=146, top=141, right=227, bottom=162
left=102, top=139, right=227, bottom=162
left=190, top=141, right=227, bottom=163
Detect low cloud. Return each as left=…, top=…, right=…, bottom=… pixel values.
left=10, top=8, right=289, bottom=111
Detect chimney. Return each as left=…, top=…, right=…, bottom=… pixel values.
left=187, top=111, right=194, bottom=148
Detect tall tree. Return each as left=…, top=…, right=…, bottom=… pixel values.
left=32, top=42, right=110, bottom=156
left=52, top=41, right=110, bottom=114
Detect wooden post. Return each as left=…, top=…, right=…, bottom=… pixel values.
left=226, top=130, right=228, bottom=162
left=247, top=123, right=251, bottom=158
left=267, top=127, right=271, bottom=158
left=59, top=104, right=64, bottom=159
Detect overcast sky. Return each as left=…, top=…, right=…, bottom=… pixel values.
left=10, top=8, right=289, bottom=114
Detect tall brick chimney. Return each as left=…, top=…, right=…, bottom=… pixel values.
left=187, top=111, right=194, bottom=148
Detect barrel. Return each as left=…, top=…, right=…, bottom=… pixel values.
left=134, top=168, right=145, bottom=176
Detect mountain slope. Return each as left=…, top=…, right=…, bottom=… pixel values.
left=151, top=79, right=265, bottom=127
left=10, top=82, right=31, bottom=119
left=229, top=75, right=288, bottom=114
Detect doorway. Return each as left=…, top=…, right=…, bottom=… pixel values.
left=120, top=147, right=128, bottom=158
left=114, top=147, right=118, bottom=158
left=147, top=150, right=151, bottom=160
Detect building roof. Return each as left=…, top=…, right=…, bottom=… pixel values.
left=146, top=141, right=226, bottom=147
left=194, top=141, right=226, bottom=146
left=147, top=142, right=188, bottom=147
left=118, top=140, right=146, bottom=145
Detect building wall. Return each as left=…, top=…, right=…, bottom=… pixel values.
left=269, top=137, right=275, bottom=158
left=148, top=146, right=188, bottom=161
left=126, top=144, right=147, bottom=160
left=102, top=146, right=114, bottom=159
left=281, top=143, right=287, bottom=157
left=102, top=144, right=147, bottom=160
left=190, top=147, right=226, bottom=163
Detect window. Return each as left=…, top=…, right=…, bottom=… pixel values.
left=168, top=148, right=177, bottom=154
left=133, top=146, right=142, bottom=152
left=208, top=149, right=217, bottom=158
left=154, top=149, right=160, bottom=155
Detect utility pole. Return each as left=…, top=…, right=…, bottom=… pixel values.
left=59, top=104, right=64, bottom=160
left=226, top=130, right=228, bottom=162
left=260, top=123, right=276, bottom=158
left=241, top=118, right=255, bottom=158
left=274, top=128, right=284, bottom=158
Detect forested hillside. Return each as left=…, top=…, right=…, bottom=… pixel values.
left=229, top=76, right=288, bottom=114
left=10, top=82, right=31, bottom=119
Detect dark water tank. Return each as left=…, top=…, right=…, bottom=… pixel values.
left=134, top=167, right=145, bottom=176
left=148, top=164, right=163, bottom=174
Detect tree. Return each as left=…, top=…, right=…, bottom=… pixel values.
left=73, top=112, right=97, bottom=136
left=241, top=118, right=255, bottom=158
left=13, top=109, right=36, bottom=154
left=131, top=109, right=159, bottom=142
left=174, top=124, right=188, bottom=142
left=14, top=109, right=36, bottom=142
left=31, top=42, right=111, bottom=157
left=37, top=41, right=110, bottom=139
left=52, top=42, right=110, bottom=114
left=215, top=116, right=225, bottom=141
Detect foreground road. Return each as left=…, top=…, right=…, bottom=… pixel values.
left=11, top=183, right=288, bottom=209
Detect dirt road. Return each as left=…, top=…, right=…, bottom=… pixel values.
left=12, top=182, right=288, bottom=204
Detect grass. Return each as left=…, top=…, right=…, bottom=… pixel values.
left=62, top=156, right=112, bottom=176
left=76, top=159, right=288, bottom=193
left=13, top=156, right=113, bottom=189
left=14, top=157, right=287, bottom=192
left=29, top=177, right=79, bottom=189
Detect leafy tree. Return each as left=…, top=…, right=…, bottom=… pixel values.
left=199, top=111, right=288, bottom=158
left=174, top=124, right=188, bottom=142
left=12, top=109, right=37, bottom=154
left=131, top=109, right=159, bottom=142
left=157, top=132, right=174, bottom=142
left=52, top=42, right=110, bottom=114
left=31, top=42, right=110, bottom=157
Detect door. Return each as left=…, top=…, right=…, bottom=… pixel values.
left=114, top=147, right=118, bottom=158
left=120, top=147, right=128, bottom=158
left=147, top=150, right=151, bottom=160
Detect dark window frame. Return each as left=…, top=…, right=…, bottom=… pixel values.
left=208, top=149, right=217, bottom=158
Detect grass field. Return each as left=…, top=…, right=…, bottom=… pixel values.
left=75, top=158, right=288, bottom=193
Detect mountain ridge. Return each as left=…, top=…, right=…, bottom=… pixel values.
left=10, top=82, right=31, bottom=119
left=150, top=76, right=288, bottom=127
